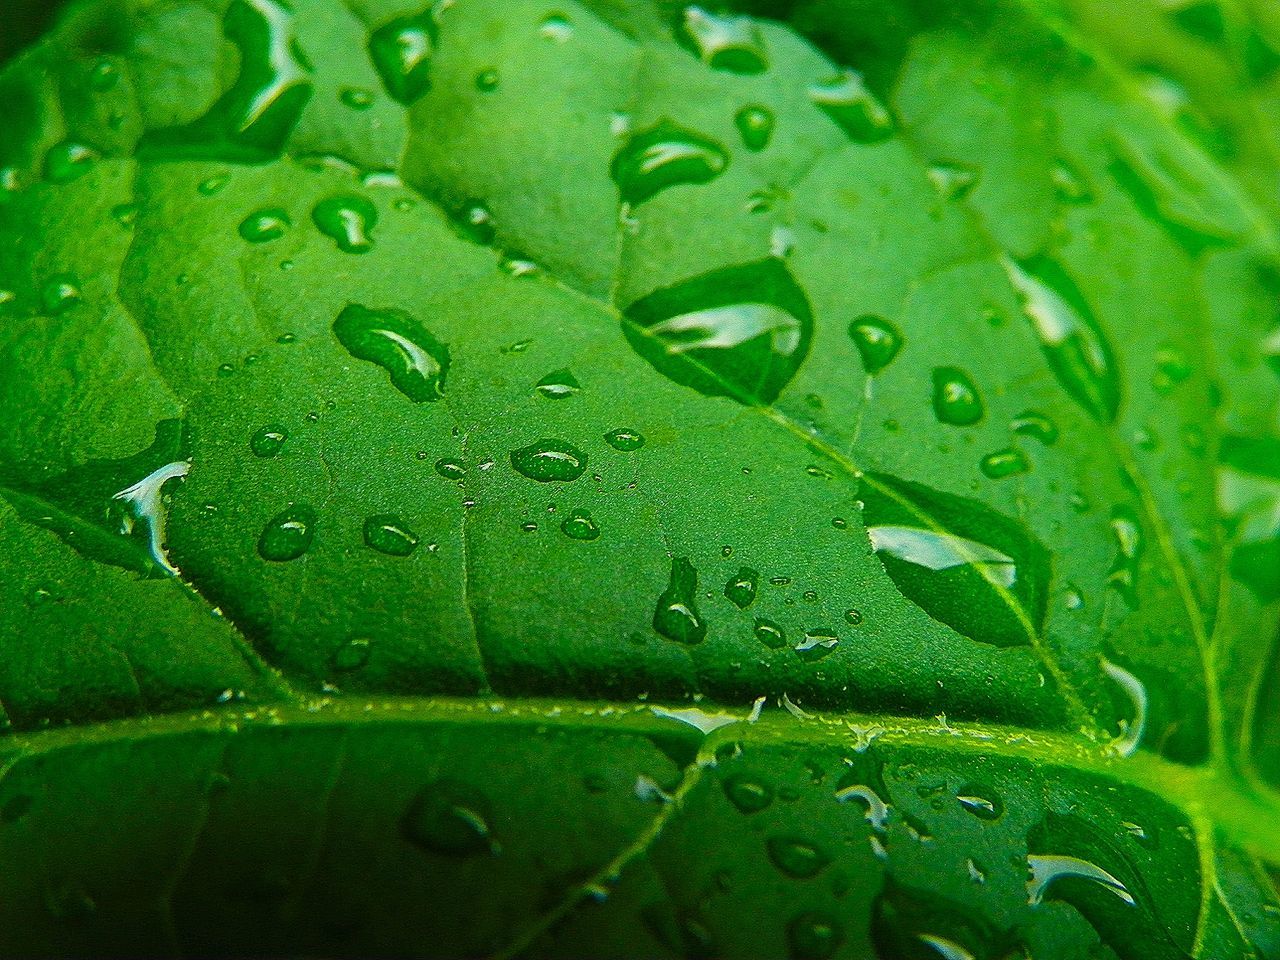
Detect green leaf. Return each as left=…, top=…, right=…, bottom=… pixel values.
left=2, top=0, right=1279, bottom=956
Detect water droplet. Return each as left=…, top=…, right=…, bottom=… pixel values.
left=980, top=448, right=1029, bottom=480
left=110, top=460, right=191, bottom=576
left=955, top=784, right=1003, bottom=821
left=927, top=163, right=979, bottom=200
left=795, top=628, right=839, bottom=662
left=435, top=458, right=465, bottom=481
left=141, top=0, right=312, bottom=161
left=313, top=194, right=377, bottom=253
left=474, top=67, right=499, bottom=92
left=250, top=424, right=288, bottom=457
left=534, top=368, right=581, bottom=399
left=1002, top=256, right=1120, bottom=423
left=539, top=13, right=574, bottom=42
left=1152, top=346, right=1192, bottom=394
left=623, top=259, right=812, bottom=405
left=677, top=6, right=768, bottom=73
left=1026, top=854, right=1135, bottom=906
left=401, top=780, right=495, bottom=857
left=1108, top=506, right=1143, bottom=605
left=239, top=207, right=290, bottom=243
left=724, top=567, right=758, bottom=609
left=722, top=773, right=772, bottom=813
left=862, top=474, right=1048, bottom=647
left=510, top=439, right=587, bottom=482
left=561, top=509, right=600, bottom=541
left=611, top=120, right=728, bottom=206
left=258, top=504, right=317, bottom=562
left=369, top=12, right=437, bottom=105
left=363, top=514, right=419, bottom=556
left=41, top=274, right=83, bottom=315
left=653, top=557, right=706, bottom=645
left=88, top=58, right=120, bottom=92
left=1010, top=411, right=1058, bottom=445
left=333, top=304, right=449, bottom=402
left=44, top=141, right=99, bottom=184
left=766, top=836, right=830, bottom=879
left=331, top=637, right=372, bottom=671
left=604, top=428, right=645, bottom=451
left=1053, top=160, right=1093, bottom=203
left=932, top=367, right=984, bottom=426
left=808, top=70, right=893, bottom=143
left=754, top=618, right=786, bottom=648
left=787, top=911, right=844, bottom=960
left=1102, top=658, right=1147, bottom=757
left=339, top=86, right=374, bottom=109
left=735, top=105, right=775, bottom=151
left=849, top=315, right=903, bottom=374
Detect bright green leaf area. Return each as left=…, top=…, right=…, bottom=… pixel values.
left=0, top=0, right=1278, bottom=956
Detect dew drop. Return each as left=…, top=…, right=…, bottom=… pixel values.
left=980, top=448, right=1029, bottom=480
left=843, top=608, right=863, bottom=625
left=678, top=6, right=768, bottom=74
left=339, top=87, right=374, bottom=110
left=332, top=637, right=371, bottom=671
left=927, top=163, right=979, bottom=200
left=474, top=67, right=500, bottom=92
left=849, top=315, right=903, bottom=374
left=510, top=439, right=587, bottom=482
left=604, top=428, right=645, bottom=451
left=239, top=207, right=290, bottom=243
left=787, top=911, right=844, bottom=960
left=955, top=784, right=1003, bottom=821
left=250, top=424, right=288, bottom=458
left=333, top=304, right=449, bottom=402
left=735, top=105, right=775, bottom=151
left=1010, top=411, right=1058, bottom=446
left=723, top=773, right=773, bottom=813
left=795, top=628, right=839, bottom=662
left=363, top=514, right=419, bottom=556
left=766, top=836, right=830, bottom=879
left=611, top=120, right=728, bottom=207
left=932, top=367, right=984, bottom=426
left=539, top=13, right=574, bottom=42
left=534, top=368, right=581, bottom=399
left=561, top=509, right=600, bottom=541
left=369, top=12, right=437, bottom=105
left=401, top=780, right=495, bottom=858
left=754, top=618, right=787, bottom=648
left=313, top=194, right=377, bottom=254
left=808, top=70, right=893, bottom=143
left=435, top=458, right=465, bottom=481
left=44, top=141, right=99, bottom=184
left=1108, top=506, right=1143, bottom=606
left=258, top=504, right=317, bottom=562
left=724, top=567, right=759, bottom=609
left=1026, top=854, right=1135, bottom=906
left=41, top=274, right=83, bottom=315
left=653, top=557, right=706, bottom=645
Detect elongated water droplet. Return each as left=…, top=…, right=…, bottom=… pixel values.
left=1108, top=506, right=1143, bottom=606
left=41, top=274, right=82, bottom=315
left=849, top=315, right=903, bottom=374
left=1102, top=658, right=1147, bottom=757
left=654, top=557, right=706, bottom=644
left=1010, top=411, right=1058, bottom=445
left=561, top=509, right=600, bottom=541
left=250, top=424, right=288, bottom=457
left=534, top=368, right=581, bottom=399
left=402, top=780, right=495, bottom=857
left=932, top=367, right=984, bottom=426
left=808, top=70, right=893, bottom=143
left=510, top=439, right=587, bottom=482
left=678, top=6, right=768, bottom=73
left=539, top=14, right=574, bottom=42
left=735, top=105, right=775, bottom=151
left=1002, top=255, right=1120, bottom=423
left=955, top=784, right=1003, bottom=821
left=1027, top=854, right=1134, bottom=906
left=766, top=836, right=830, bottom=879
left=623, top=259, right=812, bottom=405
left=333, top=305, right=449, bottom=402
left=363, top=514, right=419, bottom=556
left=141, top=0, right=312, bottom=161
left=369, top=12, right=437, bottom=105
left=313, top=195, right=377, bottom=253
left=332, top=637, right=371, bottom=671
left=980, top=448, right=1028, bottom=480
left=435, top=458, right=465, bottom=481
left=44, top=141, right=99, bottom=184
left=611, top=120, right=728, bottom=206
left=603, top=428, right=645, bottom=451
left=724, top=567, right=758, bottom=609
left=723, top=773, right=772, bottom=813
left=240, top=207, right=290, bottom=243
left=258, top=504, right=316, bottom=562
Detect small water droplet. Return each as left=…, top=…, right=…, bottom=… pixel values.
left=653, top=557, right=706, bottom=644
left=510, top=439, right=587, bottom=482
left=401, top=780, right=496, bottom=857
left=539, top=13, right=574, bottom=42
left=239, top=207, right=290, bottom=243
left=363, top=514, right=419, bottom=556
left=722, top=773, right=772, bottom=813
left=435, top=458, right=465, bottom=481
left=735, top=105, right=775, bottom=151
left=1152, top=346, right=1192, bottom=394
left=561, top=509, right=600, bottom=541
left=843, top=608, right=862, bottom=625
left=1010, top=411, right=1058, bottom=445
left=787, top=911, right=844, bottom=960
left=313, top=194, right=377, bottom=253
left=332, top=637, right=371, bottom=671
left=724, top=567, right=759, bottom=608
left=932, top=367, right=984, bottom=426
left=369, top=13, right=437, bottom=105
left=808, top=70, right=893, bottom=143
left=333, top=304, right=449, bottom=402
left=474, top=67, right=499, bottom=92
left=41, top=274, right=83, bottom=315
left=534, top=368, right=581, bottom=399
left=250, top=424, right=288, bottom=457
left=1108, top=506, right=1143, bottom=605
left=340, top=87, right=374, bottom=109
left=678, top=6, right=768, bottom=74
left=849, top=315, right=903, bottom=374
left=44, top=142, right=99, bottom=184
left=754, top=618, right=786, bottom=648
left=604, top=428, right=645, bottom=451
left=956, top=784, right=1004, bottom=821
left=766, top=836, right=830, bottom=879
left=980, top=448, right=1029, bottom=480
left=927, top=162, right=979, bottom=200
left=258, top=505, right=317, bottom=562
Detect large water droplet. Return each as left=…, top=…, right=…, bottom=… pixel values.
left=611, top=120, right=728, bottom=206
left=849, top=315, right=903, bottom=374
left=623, top=259, right=812, bottom=405
left=313, top=195, right=377, bottom=254
left=369, top=12, right=437, bottom=105
left=653, top=557, right=706, bottom=644
left=401, top=780, right=496, bottom=857
left=931, top=367, right=984, bottom=426
left=1002, top=256, right=1120, bottom=423
left=955, top=783, right=1004, bottom=821
left=766, top=836, right=830, bottom=879
left=258, top=504, right=316, bottom=562
left=795, top=628, right=839, bottom=662
left=333, top=304, right=449, bottom=402
left=534, top=368, right=581, bottom=399
left=724, top=567, right=758, bottom=609
left=141, top=0, right=312, bottom=161
left=862, top=474, right=1049, bottom=647
left=1102, top=658, right=1147, bottom=757
left=510, top=439, right=587, bottom=482
left=363, top=514, right=419, bottom=556
left=808, top=70, right=893, bottom=143
left=677, top=6, right=768, bottom=74
left=112, top=461, right=191, bottom=576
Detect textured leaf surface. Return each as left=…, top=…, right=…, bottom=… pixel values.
left=1, top=0, right=1279, bottom=956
